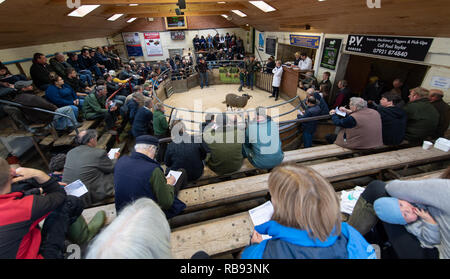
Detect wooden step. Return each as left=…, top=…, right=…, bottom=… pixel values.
left=169, top=169, right=447, bottom=259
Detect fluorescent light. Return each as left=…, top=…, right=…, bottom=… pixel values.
left=129, top=4, right=139, bottom=6
left=218, top=1, right=226, bottom=3
left=231, top=10, right=247, bottom=17
left=68, top=5, right=100, bottom=17
left=249, top=1, right=276, bottom=12
left=127, top=17, right=137, bottom=23
left=0, top=0, right=6, bottom=5
left=107, top=14, right=124, bottom=21
left=221, top=14, right=229, bottom=19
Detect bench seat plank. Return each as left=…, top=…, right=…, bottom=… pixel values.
left=179, top=147, right=450, bottom=210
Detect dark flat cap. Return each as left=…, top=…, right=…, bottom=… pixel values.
left=135, top=135, right=159, bottom=146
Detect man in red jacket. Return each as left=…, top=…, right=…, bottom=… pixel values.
left=0, top=159, right=83, bottom=259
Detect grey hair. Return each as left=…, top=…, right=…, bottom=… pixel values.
left=135, top=143, right=156, bottom=152
left=85, top=198, right=172, bottom=259
left=306, top=88, right=315, bottom=95
left=95, top=85, right=106, bottom=94
left=350, top=97, right=367, bottom=111
left=76, top=129, right=97, bottom=145
left=144, top=98, right=153, bottom=108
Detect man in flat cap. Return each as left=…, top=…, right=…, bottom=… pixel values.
left=113, top=135, right=187, bottom=218
left=429, top=89, right=450, bottom=138
left=63, top=129, right=118, bottom=207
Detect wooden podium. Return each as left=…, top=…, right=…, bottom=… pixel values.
left=280, top=66, right=302, bottom=99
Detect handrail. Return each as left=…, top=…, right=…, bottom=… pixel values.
left=156, top=114, right=332, bottom=145
left=0, top=99, right=80, bottom=135
left=150, top=65, right=303, bottom=129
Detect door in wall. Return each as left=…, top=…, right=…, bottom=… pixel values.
left=344, top=55, right=429, bottom=97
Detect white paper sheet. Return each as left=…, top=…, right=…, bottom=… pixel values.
left=166, top=170, right=182, bottom=184
left=249, top=201, right=274, bottom=240
left=335, top=107, right=347, bottom=117
left=64, top=180, right=88, bottom=198
left=108, top=148, right=120, bottom=160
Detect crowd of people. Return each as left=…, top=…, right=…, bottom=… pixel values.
left=292, top=70, right=450, bottom=150
left=0, top=47, right=449, bottom=260
left=193, top=33, right=245, bottom=60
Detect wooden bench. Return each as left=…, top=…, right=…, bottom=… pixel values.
left=170, top=169, right=446, bottom=259
left=82, top=147, right=449, bottom=228
left=179, top=146, right=450, bottom=212
left=39, top=120, right=98, bottom=147
left=195, top=142, right=410, bottom=184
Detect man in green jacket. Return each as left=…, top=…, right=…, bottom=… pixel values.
left=204, top=114, right=244, bottom=175
left=83, top=85, right=118, bottom=133
left=153, top=103, right=170, bottom=162
left=49, top=53, right=70, bottom=79
left=429, top=89, right=450, bottom=138
left=404, top=87, right=439, bottom=144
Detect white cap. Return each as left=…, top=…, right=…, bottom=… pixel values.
left=109, top=70, right=116, bottom=76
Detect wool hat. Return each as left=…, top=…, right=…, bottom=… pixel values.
left=14, top=80, right=33, bottom=90
left=374, top=197, right=407, bottom=225
left=135, top=135, right=159, bottom=146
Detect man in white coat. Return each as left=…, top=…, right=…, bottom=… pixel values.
left=298, top=53, right=313, bottom=71
left=270, top=60, right=283, bottom=101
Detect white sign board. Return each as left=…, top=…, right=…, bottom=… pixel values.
left=430, top=76, right=450, bottom=90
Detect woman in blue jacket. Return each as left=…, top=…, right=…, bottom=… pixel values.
left=241, top=165, right=376, bottom=259
left=45, top=75, right=83, bottom=117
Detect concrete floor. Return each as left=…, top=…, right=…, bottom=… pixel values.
left=163, top=84, right=301, bottom=132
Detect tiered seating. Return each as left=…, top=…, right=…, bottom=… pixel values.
left=178, top=146, right=450, bottom=211
left=169, top=169, right=446, bottom=259
left=192, top=142, right=411, bottom=186
left=82, top=146, right=450, bottom=228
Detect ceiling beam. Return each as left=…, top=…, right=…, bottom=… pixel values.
left=50, top=0, right=249, bottom=5
left=103, top=3, right=245, bottom=14
left=127, top=11, right=227, bottom=17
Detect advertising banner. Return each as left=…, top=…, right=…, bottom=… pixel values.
left=345, top=35, right=433, bottom=61
left=144, top=32, right=163, bottom=57
left=123, top=32, right=143, bottom=57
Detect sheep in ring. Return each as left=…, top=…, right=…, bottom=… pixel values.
left=223, top=93, right=253, bottom=110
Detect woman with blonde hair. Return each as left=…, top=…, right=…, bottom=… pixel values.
left=241, top=165, right=376, bottom=259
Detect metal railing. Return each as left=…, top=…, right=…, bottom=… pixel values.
left=0, top=99, right=80, bottom=135
left=150, top=65, right=314, bottom=135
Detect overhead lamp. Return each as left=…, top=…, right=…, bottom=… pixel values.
left=231, top=10, right=247, bottom=17
left=249, top=1, right=276, bottom=13
left=127, top=17, right=137, bottom=23
left=68, top=5, right=100, bottom=17
left=107, top=14, right=124, bottom=21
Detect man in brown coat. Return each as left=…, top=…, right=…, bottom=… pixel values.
left=429, top=89, right=450, bottom=138
left=331, top=97, right=384, bottom=150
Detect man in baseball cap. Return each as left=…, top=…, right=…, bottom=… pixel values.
left=113, top=135, right=187, bottom=218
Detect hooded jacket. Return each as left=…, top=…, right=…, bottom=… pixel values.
left=376, top=105, right=408, bottom=145
left=241, top=221, right=376, bottom=259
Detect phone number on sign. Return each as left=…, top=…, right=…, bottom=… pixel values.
left=373, top=48, right=408, bottom=58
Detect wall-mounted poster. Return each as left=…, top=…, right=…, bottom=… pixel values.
left=266, top=38, right=277, bottom=56
left=171, top=31, right=185, bottom=40
left=258, top=32, right=265, bottom=51
left=144, top=32, right=163, bottom=57
left=320, top=38, right=342, bottom=70
left=345, top=35, right=433, bottom=61
left=290, top=35, right=321, bottom=49
left=122, top=32, right=143, bottom=57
